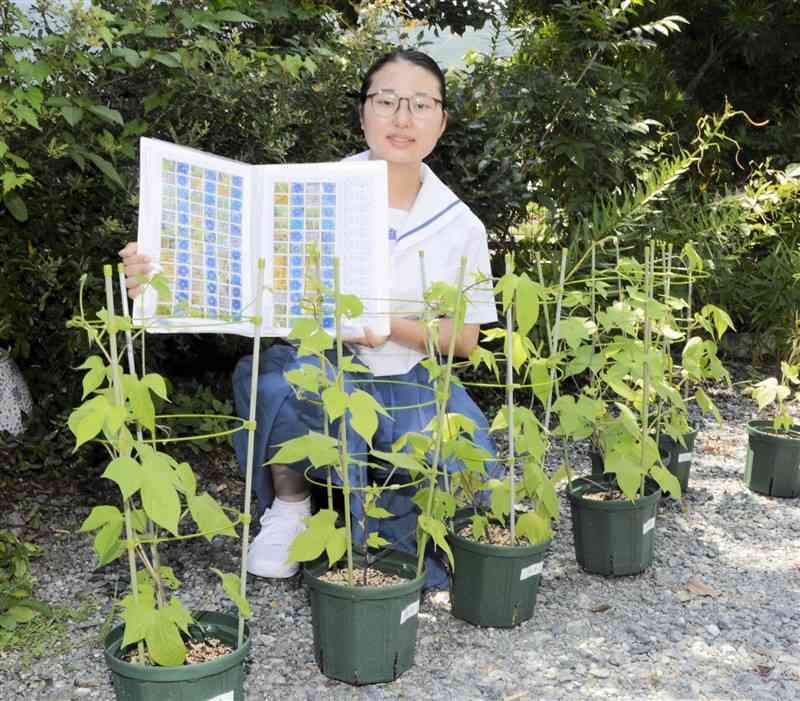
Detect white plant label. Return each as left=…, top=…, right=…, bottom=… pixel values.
left=678, top=452, right=692, bottom=463
left=400, top=599, right=420, bottom=625
left=208, top=692, right=234, bottom=701
left=520, top=561, right=544, bottom=581
left=642, top=517, right=656, bottom=535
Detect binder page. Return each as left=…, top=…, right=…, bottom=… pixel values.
left=257, top=160, right=390, bottom=338
left=134, top=137, right=256, bottom=336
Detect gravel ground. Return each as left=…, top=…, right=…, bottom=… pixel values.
left=1, top=367, right=799, bottom=700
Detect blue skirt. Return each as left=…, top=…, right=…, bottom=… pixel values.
left=232, top=342, right=500, bottom=588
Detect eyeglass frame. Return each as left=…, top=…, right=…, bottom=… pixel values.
left=364, top=89, right=445, bottom=120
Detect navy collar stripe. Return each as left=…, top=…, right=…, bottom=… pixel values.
left=397, top=199, right=462, bottom=242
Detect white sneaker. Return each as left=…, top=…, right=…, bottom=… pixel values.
left=247, top=496, right=311, bottom=578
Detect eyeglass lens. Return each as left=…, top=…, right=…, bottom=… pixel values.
left=370, top=91, right=439, bottom=118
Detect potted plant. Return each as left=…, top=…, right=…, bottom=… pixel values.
left=69, top=266, right=255, bottom=699
left=744, top=361, right=800, bottom=497
left=652, top=242, right=732, bottom=492
left=264, top=262, right=443, bottom=685
left=441, top=254, right=561, bottom=628
left=555, top=246, right=683, bottom=576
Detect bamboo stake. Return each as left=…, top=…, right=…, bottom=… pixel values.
left=504, top=254, right=516, bottom=544
left=238, top=258, right=265, bottom=647
left=103, top=265, right=144, bottom=660
left=333, top=260, right=354, bottom=585
left=116, top=265, right=165, bottom=609
left=639, top=247, right=653, bottom=499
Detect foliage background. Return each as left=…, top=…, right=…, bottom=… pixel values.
left=1, top=0, right=798, bottom=475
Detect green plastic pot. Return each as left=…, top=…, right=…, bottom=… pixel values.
left=568, top=474, right=661, bottom=576
left=303, top=549, right=424, bottom=685
left=447, top=525, right=550, bottom=628
left=745, top=420, right=800, bottom=498
left=589, top=449, right=604, bottom=476
left=104, top=611, right=250, bottom=701
left=658, top=430, right=697, bottom=494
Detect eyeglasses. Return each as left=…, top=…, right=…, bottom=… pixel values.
left=365, top=89, right=443, bottom=120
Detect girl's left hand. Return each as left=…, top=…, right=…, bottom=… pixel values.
left=345, top=327, right=389, bottom=348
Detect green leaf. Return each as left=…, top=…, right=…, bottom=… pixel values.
left=559, top=317, right=592, bottom=350
left=102, top=456, right=142, bottom=500
left=366, top=506, right=394, bottom=519
left=348, top=389, right=390, bottom=447
left=695, top=388, right=721, bottom=423
left=93, top=519, right=123, bottom=561
left=80, top=505, right=122, bottom=532
left=514, top=273, right=540, bottom=337
left=81, top=365, right=107, bottom=399
left=140, top=451, right=181, bottom=535
left=286, top=525, right=326, bottom=563
left=141, top=373, right=168, bottom=400
left=61, top=105, right=84, bottom=127
left=489, top=479, right=510, bottom=521
left=3, top=192, right=28, bottom=222
left=121, top=595, right=156, bottom=648
left=321, top=385, right=347, bottom=420
left=164, top=597, right=193, bottom=634
left=366, top=532, right=390, bottom=548
left=651, top=464, right=681, bottom=499
left=88, top=104, right=124, bottom=126
left=370, top=450, right=423, bottom=474
left=0, top=614, right=17, bottom=631
left=215, top=10, right=256, bottom=22
left=188, top=492, right=237, bottom=540
left=7, top=606, right=38, bottom=623
left=175, top=462, right=196, bottom=496
left=417, top=515, right=453, bottom=568
left=152, top=51, right=181, bottom=68
left=211, top=569, right=252, bottom=618
left=146, top=609, right=186, bottom=666
left=515, top=512, right=551, bottom=545
left=337, top=293, right=363, bottom=319
left=325, top=527, right=347, bottom=567
left=86, top=153, right=124, bottom=188
left=530, top=359, right=551, bottom=408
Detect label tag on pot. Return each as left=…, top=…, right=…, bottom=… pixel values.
left=520, top=561, right=543, bottom=581
left=678, top=452, right=692, bottom=463
left=208, top=692, right=234, bottom=701
left=642, top=517, right=656, bottom=535
left=400, top=599, right=419, bottom=625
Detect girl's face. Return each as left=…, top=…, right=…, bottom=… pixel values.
left=360, top=60, right=447, bottom=167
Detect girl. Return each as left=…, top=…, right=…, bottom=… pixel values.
left=121, top=49, right=500, bottom=589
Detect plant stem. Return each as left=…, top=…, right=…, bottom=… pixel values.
left=103, top=266, right=143, bottom=661
left=238, top=258, right=265, bottom=648
left=333, top=260, right=354, bottom=586
left=640, top=247, right=653, bottom=499
left=116, top=266, right=165, bottom=610
left=416, top=253, right=466, bottom=577
left=505, top=254, right=516, bottom=544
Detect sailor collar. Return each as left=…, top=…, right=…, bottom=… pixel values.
left=343, top=150, right=467, bottom=252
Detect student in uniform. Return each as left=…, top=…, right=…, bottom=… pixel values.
left=120, top=49, right=500, bottom=589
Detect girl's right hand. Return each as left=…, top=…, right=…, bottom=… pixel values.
left=118, top=242, right=152, bottom=299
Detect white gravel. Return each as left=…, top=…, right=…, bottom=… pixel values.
left=1, top=367, right=798, bottom=700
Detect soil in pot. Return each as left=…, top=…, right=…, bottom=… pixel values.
left=745, top=420, right=800, bottom=498
left=304, top=549, right=424, bottom=685
left=448, top=519, right=550, bottom=628
left=104, top=610, right=250, bottom=701
left=568, top=474, right=661, bottom=576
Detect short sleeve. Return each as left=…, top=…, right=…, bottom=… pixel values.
left=462, top=223, right=498, bottom=325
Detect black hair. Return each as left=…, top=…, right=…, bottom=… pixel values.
left=358, top=49, right=446, bottom=108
